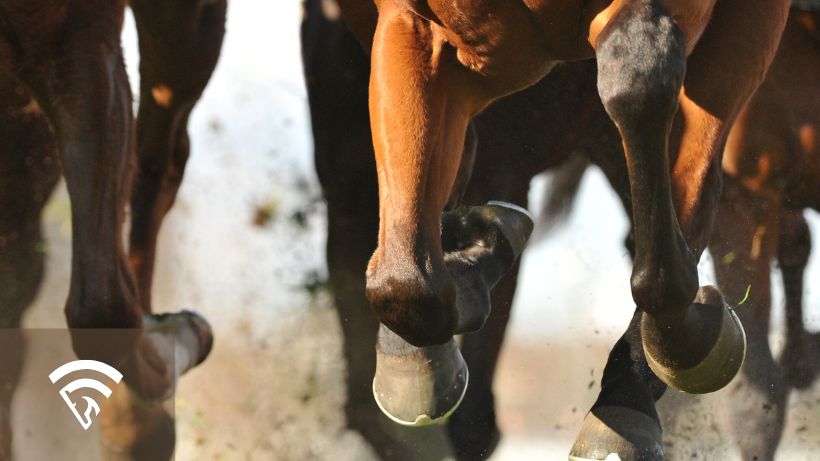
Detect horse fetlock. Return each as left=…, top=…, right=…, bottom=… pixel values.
left=629, top=253, right=698, bottom=317
left=366, top=262, right=458, bottom=347
left=641, top=286, right=746, bottom=394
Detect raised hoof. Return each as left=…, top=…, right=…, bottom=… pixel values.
left=482, top=201, right=533, bottom=257
left=642, top=286, right=746, bottom=394
left=569, top=406, right=663, bottom=461
left=373, top=326, right=468, bottom=427
left=442, top=201, right=533, bottom=261
left=143, top=310, right=213, bottom=398
left=442, top=201, right=533, bottom=334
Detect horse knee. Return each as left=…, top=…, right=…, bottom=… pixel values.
left=596, top=2, right=686, bottom=130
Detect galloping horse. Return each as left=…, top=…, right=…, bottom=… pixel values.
left=0, top=0, right=225, bottom=458
left=539, top=8, right=820, bottom=459
left=303, top=1, right=618, bottom=457
left=326, top=0, right=789, bottom=459
left=711, top=6, right=820, bottom=458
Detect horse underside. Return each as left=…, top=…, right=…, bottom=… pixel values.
left=0, top=1, right=226, bottom=459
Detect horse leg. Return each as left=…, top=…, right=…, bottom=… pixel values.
left=710, top=177, right=786, bottom=461
left=128, top=0, right=226, bottom=313
left=448, top=260, right=520, bottom=460
left=778, top=210, right=820, bottom=389
left=365, top=1, right=531, bottom=425
left=303, top=3, right=455, bottom=457
left=0, top=77, right=60, bottom=461
left=572, top=1, right=788, bottom=459
left=11, top=3, right=210, bottom=405
left=447, top=182, right=528, bottom=460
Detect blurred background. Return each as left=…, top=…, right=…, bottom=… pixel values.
left=11, top=0, right=819, bottom=459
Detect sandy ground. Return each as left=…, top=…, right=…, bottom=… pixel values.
left=9, top=190, right=819, bottom=460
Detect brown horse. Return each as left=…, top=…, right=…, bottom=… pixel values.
left=540, top=10, right=820, bottom=460
left=710, top=6, right=820, bottom=459
left=303, top=1, right=629, bottom=457
left=327, top=0, right=788, bottom=459
left=0, top=0, right=225, bottom=458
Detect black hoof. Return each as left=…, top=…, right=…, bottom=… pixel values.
left=642, top=286, right=746, bottom=394
left=144, top=310, right=214, bottom=374
left=373, top=325, right=468, bottom=426
left=569, top=406, right=663, bottom=461
left=442, top=201, right=533, bottom=334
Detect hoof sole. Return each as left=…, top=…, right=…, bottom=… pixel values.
left=643, top=287, right=746, bottom=394
left=569, top=406, right=663, bottom=461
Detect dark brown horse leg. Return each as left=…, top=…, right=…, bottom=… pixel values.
left=447, top=261, right=520, bottom=460
left=710, top=178, right=786, bottom=461
left=778, top=210, right=820, bottom=389
left=93, top=3, right=225, bottom=458
left=12, top=4, right=209, bottom=404
left=0, top=77, right=60, bottom=461
left=128, top=0, right=226, bottom=313
left=572, top=1, right=788, bottom=459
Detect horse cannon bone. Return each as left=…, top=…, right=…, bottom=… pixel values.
left=372, top=201, right=533, bottom=426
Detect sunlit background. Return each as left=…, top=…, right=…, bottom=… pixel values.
left=11, top=0, right=819, bottom=459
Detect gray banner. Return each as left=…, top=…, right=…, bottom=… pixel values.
left=0, top=328, right=176, bottom=461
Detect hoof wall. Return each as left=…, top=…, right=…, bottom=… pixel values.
left=643, top=286, right=746, bottom=394
left=373, top=328, right=468, bottom=427
left=569, top=406, right=663, bottom=461
left=143, top=310, right=213, bottom=381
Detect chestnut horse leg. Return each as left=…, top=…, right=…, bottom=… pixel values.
left=365, top=1, right=532, bottom=426
left=0, top=77, right=60, bottom=460
left=128, top=0, right=227, bottom=314
left=778, top=210, right=820, bottom=389
left=365, top=5, right=475, bottom=348
left=9, top=3, right=210, bottom=405
left=303, top=3, right=454, bottom=457
left=572, top=1, right=788, bottom=459
left=710, top=176, right=786, bottom=461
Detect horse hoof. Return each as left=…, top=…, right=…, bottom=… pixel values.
left=482, top=201, right=533, bottom=257
left=642, top=286, right=746, bottom=394
left=569, top=406, right=663, bottom=461
left=143, top=310, right=214, bottom=377
left=373, top=326, right=468, bottom=426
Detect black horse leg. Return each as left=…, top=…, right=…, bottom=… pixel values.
left=709, top=180, right=786, bottom=461
left=0, top=76, right=60, bottom=461
left=778, top=210, right=820, bottom=389
left=128, top=0, right=227, bottom=314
